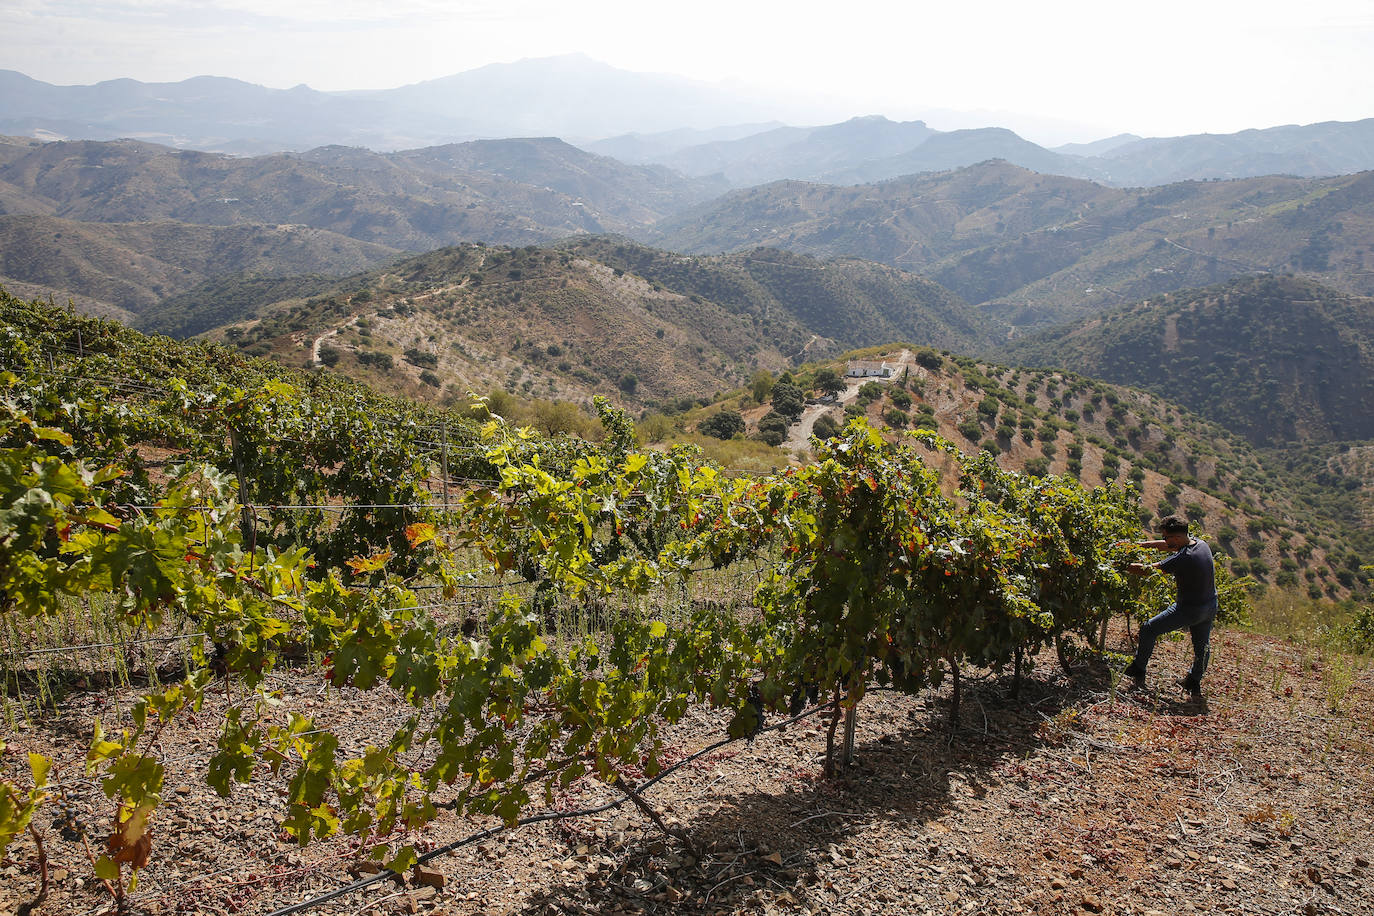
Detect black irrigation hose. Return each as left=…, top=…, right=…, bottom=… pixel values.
left=263, top=697, right=841, bottom=916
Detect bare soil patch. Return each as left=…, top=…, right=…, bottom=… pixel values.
left=4, top=626, right=1372, bottom=916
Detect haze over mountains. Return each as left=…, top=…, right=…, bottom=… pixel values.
left=0, top=56, right=826, bottom=156
left=7, top=56, right=1374, bottom=190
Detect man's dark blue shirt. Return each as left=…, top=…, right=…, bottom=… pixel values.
left=1158, top=538, right=1217, bottom=609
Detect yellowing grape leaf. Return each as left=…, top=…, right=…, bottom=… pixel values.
left=346, top=550, right=393, bottom=576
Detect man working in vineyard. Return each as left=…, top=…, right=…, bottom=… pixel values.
left=1121, top=515, right=1218, bottom=700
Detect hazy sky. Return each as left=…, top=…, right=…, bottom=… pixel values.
left=6, top=0, right=1373, bottom=143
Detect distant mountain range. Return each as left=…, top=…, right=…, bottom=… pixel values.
left=5, top=57, right=1374, bottom=189
left=0, top=56, right=824, bottom=156
left=6, top=132, right=1374, bottom=336
left=649, top=161, right=1374, bottom=328
left=0, top=133, right=722, bottom=252
left=595, top=115, right=1374, bottom=188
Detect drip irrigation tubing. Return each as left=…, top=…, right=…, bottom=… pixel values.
left=262, top=696, right=840, bottom=916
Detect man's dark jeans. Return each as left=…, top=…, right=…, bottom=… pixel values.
left=1127, top=599, right=1218, bottom=687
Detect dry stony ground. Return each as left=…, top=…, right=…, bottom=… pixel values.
left=4, top=625, right=1373, bottom=916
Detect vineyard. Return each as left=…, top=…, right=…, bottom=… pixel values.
left=0, top=292, right=1293, bottom=915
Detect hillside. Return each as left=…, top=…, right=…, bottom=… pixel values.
left=6, top=627, right=1372, bottom=916
left=741, top=346, right=1360, bottom=595
left=646, top=162, right=1374, bottom=329
left=3, top=294, right=1370, bottom=916
left=209, top=240, right=994, bottom=409
left=0, top=135, right=722, bottom=251
left=11, top=138, right=1374, bottom=339
left=552, top=238, right=993, bottom=354
left=998, top=275, right=1374, bottom=448
left=198, top=244, right=1369, bottom=593
left=0, top=212, right=398, bottom=315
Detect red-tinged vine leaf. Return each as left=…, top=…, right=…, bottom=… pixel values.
left=346, top=549, right=393, bottom=576
left=405, top=523, right=438, bottom=548
left=106, top=803, right=154, bottom=867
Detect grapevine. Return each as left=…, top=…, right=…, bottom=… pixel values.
left=0, top=289, right=1172, bottom=909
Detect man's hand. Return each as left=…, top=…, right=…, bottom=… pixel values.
left=1126, top=562, right=1151, bottom=576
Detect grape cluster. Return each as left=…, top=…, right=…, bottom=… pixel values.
left=52, top=803, right=87, bottom=842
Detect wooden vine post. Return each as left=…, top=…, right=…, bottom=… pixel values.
left=228, top=429, right=256, bottom=554
left=841, top=704, right=858, bottom=768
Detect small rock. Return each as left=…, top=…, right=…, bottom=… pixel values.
left=1355, top=856, right=1370, bottom=869
left=763, top=851, right=783, bottom=866
left=1221, top=878, right=1237, bottom=891
left=1081, top=893, right=1103, bottom=912
left=412, top=865, right=445, bottom=889
left=400, top=895, right=419, bottom=915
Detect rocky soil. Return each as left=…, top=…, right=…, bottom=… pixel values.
left=3, top=625, right=1372, bottom=916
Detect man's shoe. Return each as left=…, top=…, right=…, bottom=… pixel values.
left=1176, top=677, right=1202, bottom=700
left=1121, top=667, right=1146, bottom=690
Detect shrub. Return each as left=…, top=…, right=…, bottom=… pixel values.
left=756, top=411, right=790, bottom=446
left=884, top=407, right=909, bottom=428
left=956, top=417, right=982, bottom=441
left=913, top=348, right=943, bottom=370
left=403, top=348, right=439, bottom=369
left=357, top=350, right=394, bottom=371
left=751, top=370, right=775, bottom=402
left=812, top=413, right=842, bottom=440
left=771, top=382, right=805, bottom=420
left=698, top=410, right=745, bottom=440
left=1337, top=605, right=1374, bottom=653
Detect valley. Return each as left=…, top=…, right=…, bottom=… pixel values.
left=2, top=72, right=1373, bottom=916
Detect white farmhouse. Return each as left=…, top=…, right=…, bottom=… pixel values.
left=846, top=360, right=895, bottom=379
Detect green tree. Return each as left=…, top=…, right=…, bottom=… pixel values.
left=699, top=410, right=745, bottom=440
left=813, top=368, right=846, bottom=398
left=751, top=369, right=775, bottom=403
left=771, top=382, right=805, bottom=421
left=757, top=411, right=789, bottom=446
left=812, top=412, right=842, bottom=440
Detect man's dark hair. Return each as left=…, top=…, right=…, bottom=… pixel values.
left=1158, top=514, right=1189, bottom=534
